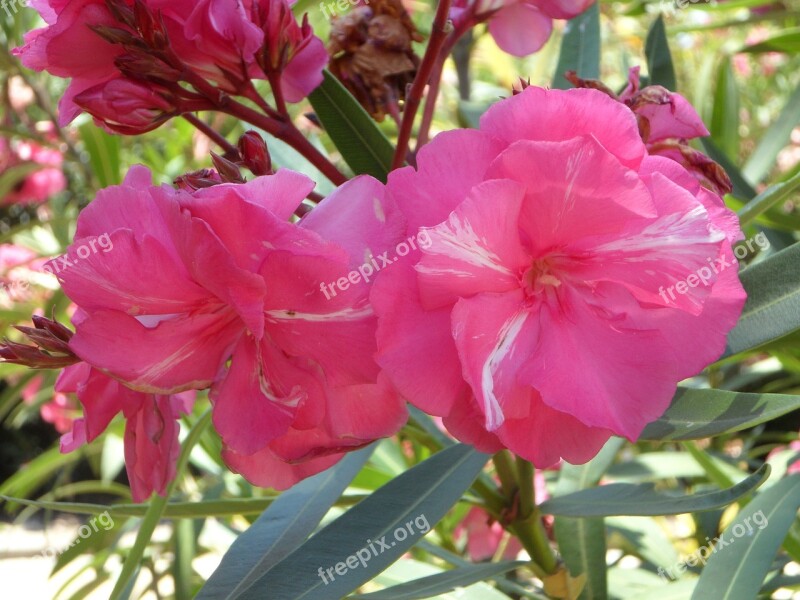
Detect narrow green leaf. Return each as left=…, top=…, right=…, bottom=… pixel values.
left=742, top=83, right=800, bottom=184
left=308, top=70, right=395, bottom=181
left=737, top=170, right=800, bottom=228
left=641, top=387, right=800, bottom=441
left=645, top=15, right=677, bottom=90
left=709, top=58, right=739, bottom=160
left=79, top=123, right=122, bottom=187
left=197, top=445, right=375, bottom=599
left=540, top=465, right=769, bottom=517
left=351, top=561, right=527, bottom=600
left=555, top=518, right=607, bottom=600
left=552, top=2, right=600, bottom=89
left=692, top=475, right=800, bottom=600
left=235, top=444, right=490, bottom=600
left=724, top=242, right=800, bottom=357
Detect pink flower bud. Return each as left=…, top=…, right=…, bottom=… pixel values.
left=75, top=79, right=176, bottom=135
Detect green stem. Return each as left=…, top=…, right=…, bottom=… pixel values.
left=492, top=450, right=517, bottom=497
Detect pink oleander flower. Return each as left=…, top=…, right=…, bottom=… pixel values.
left=56, top=166, right=407, bottom=490
left=56, top=362, right=194, bottom=502
left=451, top=0, right=594, bottom=57
left=372, top=86, right=746, bottom=467
left=14, top=0, right=327, bottom=126
left=1, top=136, right=66, bottom=205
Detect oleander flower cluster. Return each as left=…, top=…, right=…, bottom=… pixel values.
left=5, top=0, right=746, bottom=502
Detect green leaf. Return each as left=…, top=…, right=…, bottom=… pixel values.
left=540, top=465, right=769, bottom=517
left=197, top=445, right=375, bottom=599
left=742, top=83, right=800, bottom=184
left=234, top=444, right=490, bottom=600
left=79, top=123, right=122, bottom=188
left=709, top=58, right=739, bottom=160
left=555, top=518, right=607, bottom=600
left=351, top=561, right=527, bottom=600
left=724, top=242, right=800, bottom=357
left=740, top=27, right=800, bottom=54
left=552, top=2, right=600, bottom=89
left=606, top=516, right=680, bottom=571
left=641, top=387, right=800, bottom=441
left=737, top=170, right=800, bottom=228
left=692, top=475, right=800, bottom=599
left=645, top=15, right=677, bottom=90
left=307, top=70, right=395, bottom=181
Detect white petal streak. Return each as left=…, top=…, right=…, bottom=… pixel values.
left=428, top=213, right=513, bottom=276
left=481, top=310, right=528, bottom=431
left=594, top=205, right=723, bottom=259
left=265, top=305, right=373, bottom=323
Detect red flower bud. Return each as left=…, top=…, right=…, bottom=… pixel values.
left=238, top=131, right=272, bottom=176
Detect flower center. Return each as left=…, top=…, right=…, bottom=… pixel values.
left=523, top=258, right=562, bottom=298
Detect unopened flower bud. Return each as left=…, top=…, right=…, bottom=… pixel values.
left=211, top=152, right=246, bottom=184
left=75, top=79, right=176, bottom=135
left=238, top=131, right=272, bottom=176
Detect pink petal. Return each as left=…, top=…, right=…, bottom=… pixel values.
left=261, top=252, right=379, bottom=386
left=485, top=137, right=656, bottom=253
left=300, top=176, right=407, bottom=268
left=211, top=335, right=300, bottom=456
left=489, top=3, right=552, bottom=58
left=70, top=309, right=242, bottom=394
left=479, top=87, right=646, bottom=170
left=281, top=36, right=328, bottom=102
left=415, top=179, right=529, bottom=310
left=387, top=129, right=508, bottom=233
left=372, top=263, right=470, bottom=418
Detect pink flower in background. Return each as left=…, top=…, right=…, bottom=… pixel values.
left=451, top=0, right=594, bottom=57
left=456, top=507, right=524, bottom=560
left=13, top=0, right=328, bottom=126
left=619, top=66, right=709, bottom=144
left=567, top=67, right=733, bottom=197
left=56, top=166, right=406, bottom=491
left=1, top=136, right=66, bottom=205
left=372, top=86, right=746, bottom=467
left=56, top=362, right=194, bottom=502
left=455, top=470, right=549, bottom=560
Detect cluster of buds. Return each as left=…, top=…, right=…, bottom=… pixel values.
left=14, top=0, right=329, bottom=135
left=0, top=316, right=79, bottom=369
left=174, top=131, right=272, bottom=190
